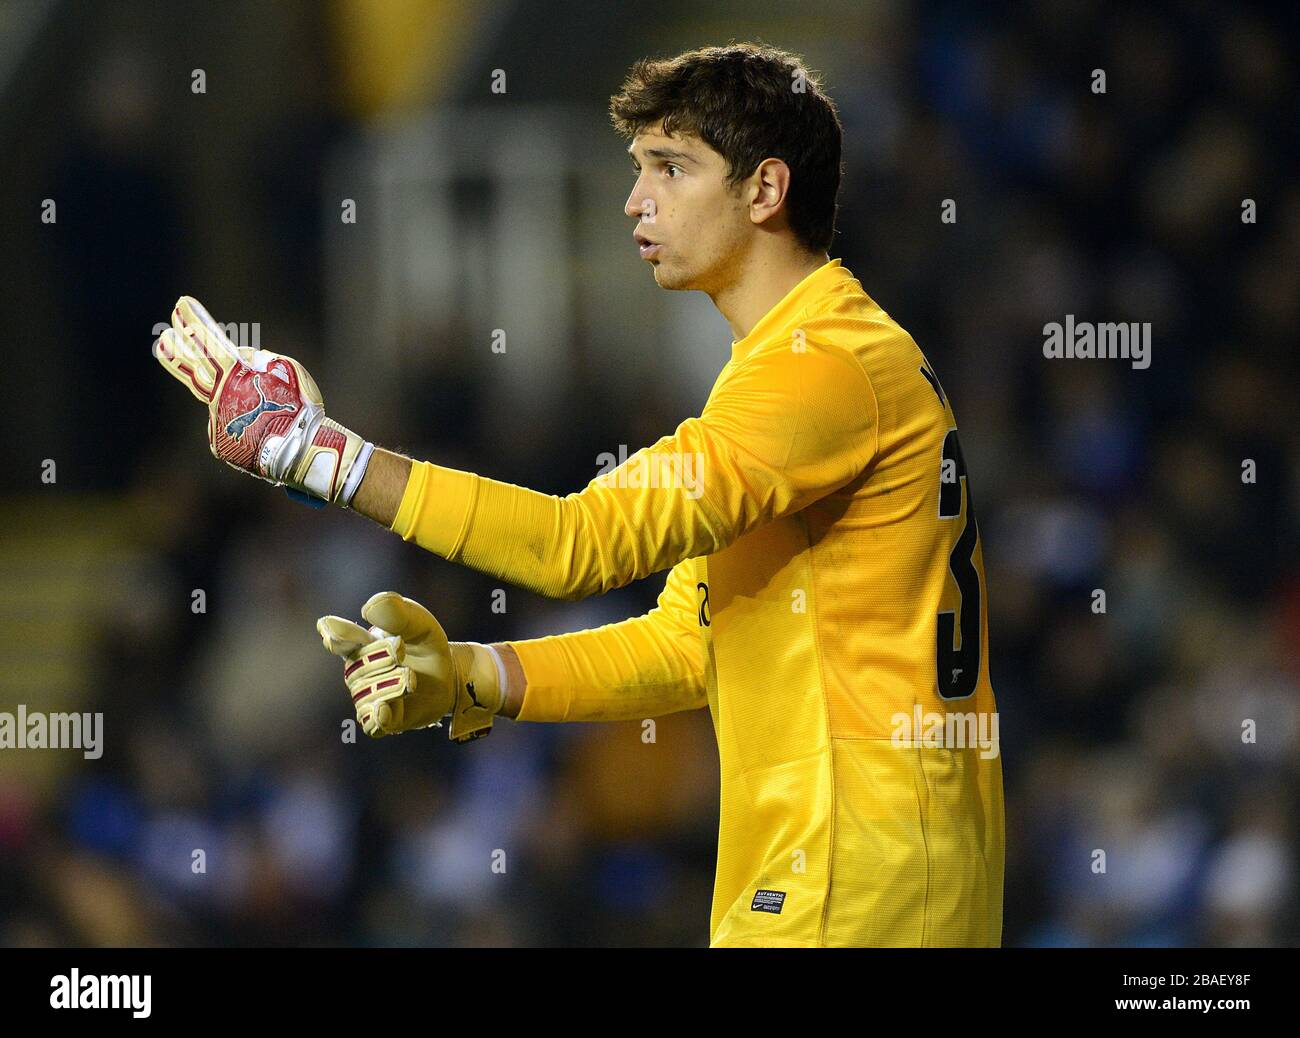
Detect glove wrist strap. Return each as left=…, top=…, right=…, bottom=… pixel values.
left=283, top=415, right=373, bottom=506
left=338, top=437, right=375, bottom=508
left=447, top=642, right=502, bottom=743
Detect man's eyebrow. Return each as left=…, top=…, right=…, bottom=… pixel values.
left=627, top=145, right=698, bottom=165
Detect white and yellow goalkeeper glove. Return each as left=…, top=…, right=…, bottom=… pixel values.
left=317, top=592, right=503, bottom=742
left=153, top=296, right=373, bottom=507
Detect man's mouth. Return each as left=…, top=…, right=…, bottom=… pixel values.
left=635, top=230, right=662, bottom=259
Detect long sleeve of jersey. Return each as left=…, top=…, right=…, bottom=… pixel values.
left=505, top=557, right=707, bottom=722
left=390, top=339, right=879, bottom=602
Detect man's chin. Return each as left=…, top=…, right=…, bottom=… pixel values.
left=651, top=263, right=694, bottom=291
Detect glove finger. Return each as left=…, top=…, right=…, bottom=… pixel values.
left=183, top=297, right=260, bottom=370
left=342, top=634, right=404, bottom=682
left=350, top=666, right=408, bottom=705
left=173, top=296, right=242, bottom=378
left=317, top=616, right=373, bottom=658
left=361, top=592, right=443, bottom=646
left=373, top=697, right=403, bottom=735
left=173, top=296, right=239, bottom=355
left=177, top=295, right=227, bottom=341
left=154, top=327, right=220, bottom=403
left=360, top=704, right=385, bottom=738
left=350, top=667, right=410, bottom=725
left=363, top=695, right=406, bottom=737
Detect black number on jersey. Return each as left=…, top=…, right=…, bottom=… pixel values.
left=696, top=581, right=711, bottom=627
left=919, top=362, right=945, bottom=406
left=937, top=428, right=981, bottom=699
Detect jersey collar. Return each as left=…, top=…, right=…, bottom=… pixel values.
left=730, top=257, right=850, bottom=364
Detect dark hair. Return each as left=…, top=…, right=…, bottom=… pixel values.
left=609, top=42, right=843, bottom=254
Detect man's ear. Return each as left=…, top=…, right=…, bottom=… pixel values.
left=749, top=157, right=793, bottom=228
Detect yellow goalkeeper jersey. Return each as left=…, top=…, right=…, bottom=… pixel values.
left=392, top=258, right=1004, bottom=947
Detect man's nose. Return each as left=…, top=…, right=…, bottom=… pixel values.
left=625, top=195, right=657, bottom=222
left=624, top=182, right=655, bottom=220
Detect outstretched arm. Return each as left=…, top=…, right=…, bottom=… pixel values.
left=157, top=297, right=876, bottom=600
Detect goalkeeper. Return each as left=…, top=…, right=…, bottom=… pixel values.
left=155, top=43, right=1004, bottom=948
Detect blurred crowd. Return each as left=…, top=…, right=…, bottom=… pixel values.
left=0, top=1, right=1295, bottom=946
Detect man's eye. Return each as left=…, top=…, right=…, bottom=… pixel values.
left=665, top=164, right=681, bottom=178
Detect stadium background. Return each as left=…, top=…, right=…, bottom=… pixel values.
left=0, top=0, right=1295, bottom=947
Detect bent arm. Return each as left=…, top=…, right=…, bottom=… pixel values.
left=494, top=558, right=707, bottom=723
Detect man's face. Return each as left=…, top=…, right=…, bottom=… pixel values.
left=624, top=123, right=751, bottom=293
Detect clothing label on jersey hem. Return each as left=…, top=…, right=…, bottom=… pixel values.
left=751, top=889, right=786, bottom=914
